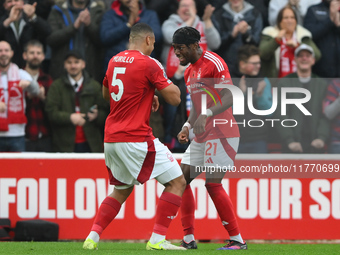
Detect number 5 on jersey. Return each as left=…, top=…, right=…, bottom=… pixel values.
left=111, top=67, right=126, bottom=101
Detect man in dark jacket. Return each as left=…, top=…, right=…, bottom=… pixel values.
left=45, top=50, right=109, bottom=152
left=0, top=0, right=51, bottom=68
left=304, top=0, right=340, bottom=78
left=213, top=0, right=263, bottom=72
left=46, top=0, right=104, bottom=82
left=276, top=44, right=330, bottom=153
left=100, top=0, right=162, bottom=69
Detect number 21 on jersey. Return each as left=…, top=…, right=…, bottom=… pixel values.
left=111, top=67, right=126, bottom=101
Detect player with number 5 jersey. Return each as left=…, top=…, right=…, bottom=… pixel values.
left=103, top=45, right=172, bottom=142
left=83, top=23, right=187, bottom=251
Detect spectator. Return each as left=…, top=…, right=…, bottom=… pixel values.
left=23, top=40, right=53, bottom=152
left=100, top=0, right=162, bottom=69
left=162, top=0, right=220, bottom=76
left=161, top=0, right=220, bottom=150
left=0, top=0, right=51, bottom=68
left=304, top=0, right=340, bottom=78
left=214, top=0, right=263, bottom=73
left=275, top=44, right=329, bottom=153
left=323, top=79, right=340, bottom=153
left=0, top=40, right=39, bottom=152
left=196, top=0, right=269, bottom=27
left=259, top=6, right=321, bottom=78
left=231, top=44, right=272, bottom=153
left=45, top=51, right=108, bottom=152
left=145, top=0, right=179, bottom=24
left=46, top=0, right=104, bottom=82
left=268, top=0, right=321, bottom=26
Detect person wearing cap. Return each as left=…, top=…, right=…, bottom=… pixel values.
left=45, top=50, right=109, bottom=152
left=275, top=44, right=330, bottom=153
left=174, top=26, right=247, bottom=250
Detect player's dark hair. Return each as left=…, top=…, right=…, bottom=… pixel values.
left=130, top=23, right=154, bottom=38
left=172, top=26, right=201, bottom=46
left=24, top=39, right=44, bottom=52
left=237, top=45, right=260, bottom=63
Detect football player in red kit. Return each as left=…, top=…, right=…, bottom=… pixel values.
left=83, top=23, right=186, bottom=251
left=174, top=26, right=247, bottom=250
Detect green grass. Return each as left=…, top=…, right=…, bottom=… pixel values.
left=1, top=241, right=340, bottom=255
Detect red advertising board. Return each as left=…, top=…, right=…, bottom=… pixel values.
left=0, top=153, right=339, bottom=240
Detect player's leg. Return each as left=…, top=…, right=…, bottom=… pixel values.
left=179, top=141, right=205, bottom=249
left=205, top=137, right=247, bottom=250
left=146, top=163, right=187, bottom=250
left=84, top=142, right=136, bottom=250
left=83, top=185, right=134, bottom=250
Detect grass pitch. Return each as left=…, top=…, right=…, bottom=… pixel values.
left=1, top=241, right=340, bottom=255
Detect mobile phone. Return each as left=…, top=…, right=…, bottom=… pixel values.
left=88, top=105, right=97, bottom=113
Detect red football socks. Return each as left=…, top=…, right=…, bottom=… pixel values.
left=206, top=183, right=240, bottom=236
left=181, top=185, right=195, bottom=236
left=91, top=196, right=121, bottom=236
left=153, top=192, right=182, bottom=235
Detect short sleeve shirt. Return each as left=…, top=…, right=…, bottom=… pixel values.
left=184, top=50, right=240, bottom=142
left=103, top=50, right=172, bottom=142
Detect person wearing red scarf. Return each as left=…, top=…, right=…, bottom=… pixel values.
left=259, top=6, right=321, bottom=78
left=0, top=40, right=39, bottom=152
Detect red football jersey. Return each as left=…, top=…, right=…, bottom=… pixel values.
left=103, top=50, right=172, bottom=142
left=184, top=50, right=240, bottom=142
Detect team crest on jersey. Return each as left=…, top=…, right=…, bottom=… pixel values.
left=197, top=68, right=201, bottom=80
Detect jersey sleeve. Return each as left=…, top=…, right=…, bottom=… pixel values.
left=147, top=57, right=172, bottom=90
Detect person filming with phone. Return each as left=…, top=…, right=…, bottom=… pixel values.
left=45, top=50, right=109, bottom=152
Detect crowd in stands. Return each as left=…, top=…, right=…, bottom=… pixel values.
left=0, top=0, right=339, bottom=154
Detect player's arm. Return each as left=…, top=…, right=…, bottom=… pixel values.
left=158, top=83, right=181, bottom=106
left=102, top=86, right=110, bottom=102
left=207, top=88, right=233, bottom=116
left=193, top=88, right=232, bottom=134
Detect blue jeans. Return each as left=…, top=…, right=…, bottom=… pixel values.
left=329, top=142, right=340, bottom=154
left=0, top=136, right=25, bottom=152
left=238, top=140, right=268, bottom=153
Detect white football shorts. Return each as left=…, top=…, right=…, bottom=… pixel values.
left=181, top=137, right=239, bottom=168
left=104, top=138, right=182, bottom=189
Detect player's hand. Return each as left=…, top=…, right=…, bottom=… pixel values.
left=151, top=95, right=159, bottom=112
left=18, top=80, right=31, bottom=90
left=193, top=114, right=207, bottom=134
left=311, top=139, right=325, bottom=149
left=288, top=142, right=303, bottom=153
left=0, top=102, right=6, bottom=113
left=23, top=2, right=37, bottom=19
left=177, top=126, right=189, bottom=144
left=70, top=113, right=86, bottom=126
